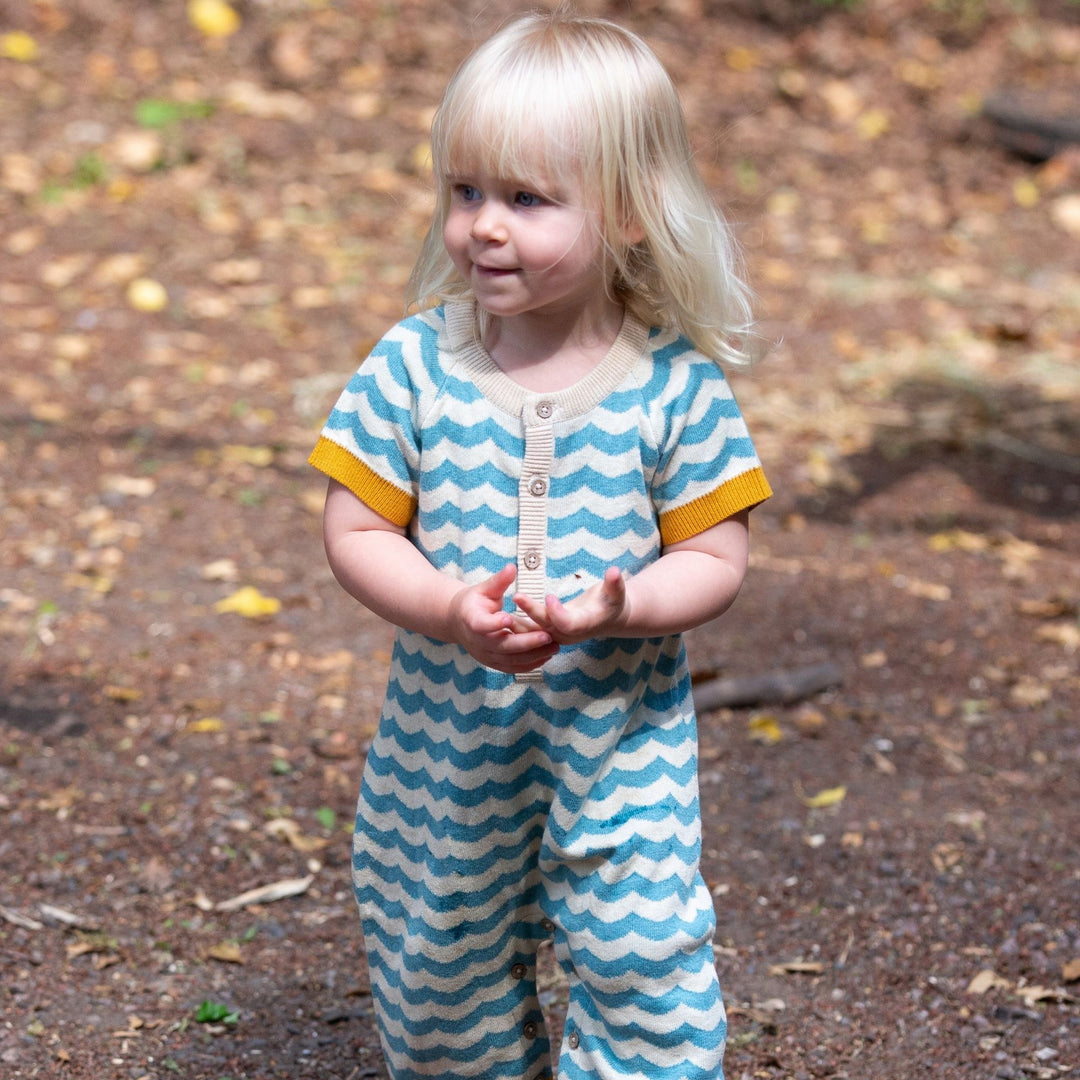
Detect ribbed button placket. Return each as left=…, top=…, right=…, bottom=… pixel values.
left=514, top=398, right=554, bottom=682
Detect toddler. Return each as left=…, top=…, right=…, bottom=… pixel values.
left=310, top=11, right=772, bottom=1079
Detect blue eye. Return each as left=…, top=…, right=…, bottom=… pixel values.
left=455, top=184, right=481, bottom=202
left=515, top=191, right=543, bottom=208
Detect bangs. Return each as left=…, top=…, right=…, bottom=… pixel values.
left=432, top=38, right=593, bottom=194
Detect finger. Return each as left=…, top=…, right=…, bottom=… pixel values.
left=600, top=567, right=625, bottom=605
left=493, top=628, right=554, bottom=653
left=512, top=593, right=551, bottom=627
left=506, top=611, right=544, bottom=633
left=471, top=563, right=517, bottom=606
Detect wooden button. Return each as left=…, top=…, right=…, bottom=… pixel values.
left=511, top=963, right=527, bottom=980
left=523, top=1020, right=539, bottom=1039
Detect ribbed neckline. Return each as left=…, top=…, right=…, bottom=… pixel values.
left=445, top=301, right=649, bottom=419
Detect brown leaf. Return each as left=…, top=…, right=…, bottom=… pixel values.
left=206, top=941, right=243, bottom=964
left=769, top=961, right=824, bottom=976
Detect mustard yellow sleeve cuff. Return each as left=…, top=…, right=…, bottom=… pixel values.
left=308, top=436, right=417, bottom=528
left=658, top=466, right=772, bottom=546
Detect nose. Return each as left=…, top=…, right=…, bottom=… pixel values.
left=470, top=200, right=507, bottom=242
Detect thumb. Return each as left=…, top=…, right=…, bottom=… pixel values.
left=477, top=563, right=517, bottom=602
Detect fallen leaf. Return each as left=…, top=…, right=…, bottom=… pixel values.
left=1062, top=958, right=1080, bottom=983
left=206, top=941, right=243, bottom=964
left=102, top=685, right=141, bottom=702
left=800, top=785, right=847, bottom=809
left=1050, top=193, right=1080, bottom=238
left=769, top=961, right=825, bottom=976
left=215, top=874, right=315, bottom=912
left=214, top=586, right=281, bottom=618
left=186, top=717, right=224, bottom=733
left=857, top=108, right=891, bottom=139
left=188, top=0, right=241, bottom=39
left=1013, top=176, right=1040, bottom=207
left=967, top=969, right=1010, bottom=994
left=102, top=474, right=156, bottom=497
left=126, top=278, right=169, bottom=312
left=792, top=706, right=825, bottom=737
left=201, top=558, right=239, bottom=582
left=264, top=818, right=328, bottom=853
left=1, top=31, right=39, bottom=62
left=222, top=444, right=274, bottom=467
left=747, top=713, right=783, bottom=745
left=1017, top=984, right=1078, bottom=1006
left=1036, top=622, right=1080, bottom=651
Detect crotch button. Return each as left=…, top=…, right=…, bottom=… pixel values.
left=567, top=1030, right=580, bottom=1050
left=510, top=963, right=527, bottom=980
left=523, top=1020, right=539, bottom=1039
left=540, top=918, right=555, bottom=933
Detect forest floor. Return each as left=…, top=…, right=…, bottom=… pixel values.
left=1, top=1, right=1079, bottom=1078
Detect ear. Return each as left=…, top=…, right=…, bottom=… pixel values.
left=623, top=219, right=646, bottom=245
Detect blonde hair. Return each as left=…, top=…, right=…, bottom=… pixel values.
left=407, top=9, right=761, bottom=367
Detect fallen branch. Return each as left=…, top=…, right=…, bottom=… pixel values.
left=0, top=903, right=44, bottom=931
left=693, top=662, right=842, bottom=713
left=215, top=874, right=315, bottom=912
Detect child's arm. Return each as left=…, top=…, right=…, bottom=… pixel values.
left=514, top=510, right=750, bottom=643
left=322, top=480, right=559, bottom=674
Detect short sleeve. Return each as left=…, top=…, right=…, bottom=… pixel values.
left=651, top=353, right=771, bottom=546
left=307, top=323, right=427, bottom=527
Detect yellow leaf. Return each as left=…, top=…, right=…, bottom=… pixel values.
left=126, top=278, right=168, bottom=312
left=928, top=529, right=990, bottom=553
left=214, top=586, right=281, bottom=618
left=801, top=785, right=846, bottom=809
left=186, top=717, right=224, bottom=733
left=103, top=686, right=141, bottom=703
left=1, top=31, right=39, bottom=62
left=188, top=0, right=241, bottom=38
left=857, top=108, right=891, bottom=140
left=726, top=46, right=760, bottom=72
left=747, top=713, right=783, bottom=745
left=1013, top=177, right=1039, bottom=208
left=222, top=444, right=274, bottom=467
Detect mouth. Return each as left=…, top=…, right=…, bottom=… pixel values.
left=474, top=263, right=517, bottom=277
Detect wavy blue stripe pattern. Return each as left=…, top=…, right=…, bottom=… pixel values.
left=311, top=306, right=769, bottom=1079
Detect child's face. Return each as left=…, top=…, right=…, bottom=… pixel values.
left=442, top=166, right=611, bottom=324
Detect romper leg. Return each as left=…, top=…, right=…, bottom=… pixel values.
left=539, top=713, right=727, bottom=1080
left=362, top=910, right=554, bottom=1080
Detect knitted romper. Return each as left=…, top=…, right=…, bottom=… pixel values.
left=309, top=302, right=771, bottom=1080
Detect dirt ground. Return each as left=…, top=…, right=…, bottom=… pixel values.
left=1, top=1, right=1079, bottom=1078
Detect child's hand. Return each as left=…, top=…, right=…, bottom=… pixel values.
left=448, top=564, right=559, bottom=673
left=513, top=567, right=628, bottom=645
